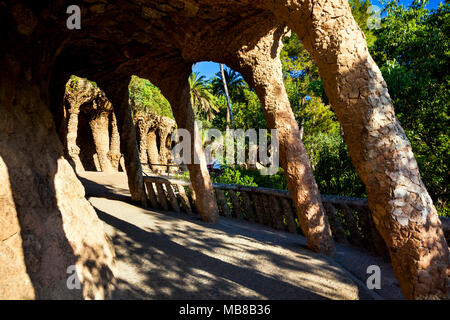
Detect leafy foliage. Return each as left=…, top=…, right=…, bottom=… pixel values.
left=212, top=167, right=258, bottom=186
left=349, top=0, right=378, bottom=47
left=189, top=72, right=219, bottom=121
left=308, top=132, right=367, bottom=197
left=237, top=168, right=289, bottom=190
left=128, top=75, right=173, bottom=118
left=67, top=75, right=80, bottom=92
left=211, top=86, right=267, bottom=132
left=211, top=68, right=246, bottom=103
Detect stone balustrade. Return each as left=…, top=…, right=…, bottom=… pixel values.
left=143, top=176, right=449, bottom=259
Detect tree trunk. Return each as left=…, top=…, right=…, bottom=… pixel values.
left=220, top=63, right=234, bottom=128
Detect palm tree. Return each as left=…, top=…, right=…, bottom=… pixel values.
left=211, top=65, right=245, bottom=127
left=211, top=67, right=245, bottom=102
left=189, top=72, right=219, bottom=121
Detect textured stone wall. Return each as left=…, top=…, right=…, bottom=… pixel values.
left=0, top=56, right=116, bottom=299
left=134, top=112, right=176, bottom=174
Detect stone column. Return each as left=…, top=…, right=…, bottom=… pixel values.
left=66, top=106, right=85, bottom=172
left=89, top=110, right=113, bottom=172
left=267, top=0, right=449, bottom=299
left=135, top=116, right=150, bottom=165
left=105, top=83, right=147, bottom=206
left=158, top=117, right=176, bottom=169
left=108, top=112, right=121, bottom=172
left=236, top=26, right=335, bottom=256
left=147, top=129, right=161, bottom=173
left=158, top=72, right=219, bottom=223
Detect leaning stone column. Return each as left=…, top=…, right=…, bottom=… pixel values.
left=89, top=110, right=113, bottom=172
left=236, top=26, right=335, bottom=256
left=267, top=0, right=449, bottom=299
left=147, top=129, right=161, bottom=173
left=66, top=106, right=85, bottom=173
left=108, top=112, right=121, bottom=172
left=158, top=72, right=219, bottom=223
left=135, top=115, right=150, bottom=165
left=104, top=83, right=147, bottom=206
left=158, top=117, right=176, bottom=168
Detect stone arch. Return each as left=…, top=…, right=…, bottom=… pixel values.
left=232, top=26, right=335, bottom=256
left=260, top=0, right=449, bottom=299
left=188, top=53, right=335, bottom=255
left=1, top=0, right=448, bottom=299
left=62, top=76, right=125, bottom=173
left=0, top=45, right=117, bottom=301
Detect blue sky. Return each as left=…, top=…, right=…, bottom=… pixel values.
left=372, top=0, right=443, bottom=10
left=193, top=0, right=445, bottom=80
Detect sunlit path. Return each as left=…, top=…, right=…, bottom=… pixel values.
left=82, top=172, right=403, bottom=300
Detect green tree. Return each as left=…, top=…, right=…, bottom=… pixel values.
left=370, top=0, right=449, bottom=215
left=211, top=66, right=246, bottom=128
left=189, top=72, right=219, bottom=121
left=128, top=75, right=173, bottom=118
left=211, top=67, right=246, bottom=103
left=349, top=0, right=378, bottom=47
left=211, top=85, right=267, bottom=132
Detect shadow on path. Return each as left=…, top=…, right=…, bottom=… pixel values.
left=96, top=207, right=335, bottom=300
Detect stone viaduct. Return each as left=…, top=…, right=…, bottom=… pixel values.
left=0, top=0, right=448, bottom=299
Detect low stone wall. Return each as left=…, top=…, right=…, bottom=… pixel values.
left=143, top=176, right=450, bottom=258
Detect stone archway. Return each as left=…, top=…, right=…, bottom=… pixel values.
left=63, top=76, right=124, bottom=173
left=265, top=0, right=449, bottom=299
left=0, top=0, right=448, bottom=299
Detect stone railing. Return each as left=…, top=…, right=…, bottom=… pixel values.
left=143, top=176, right=450, bottom=256
left=143, top=175, right=393, bottom=257
left=142, top=163, right=183, bottom=176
